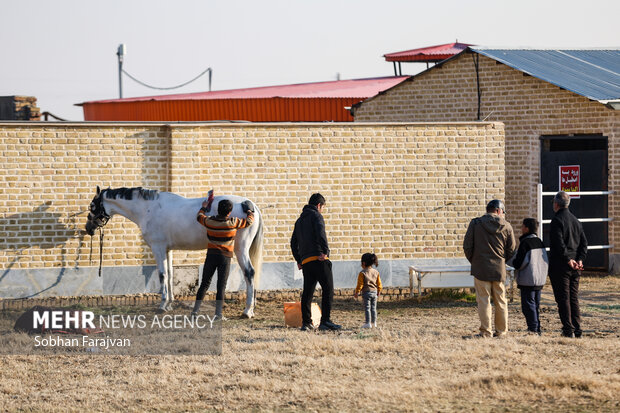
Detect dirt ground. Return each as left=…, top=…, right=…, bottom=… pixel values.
left=1, top=276, right=619, bottom=412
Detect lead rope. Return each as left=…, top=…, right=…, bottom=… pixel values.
left=98, top=228, right=104, bottom=277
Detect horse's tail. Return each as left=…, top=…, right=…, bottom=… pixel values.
left=249, top=206, right=264, bottom=289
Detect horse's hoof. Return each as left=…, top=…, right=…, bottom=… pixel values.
left=242, top=310, right=254, bottom=319
left=165, top=302, right=174, bottom=311
left=156, top=306, right=168, bottom=314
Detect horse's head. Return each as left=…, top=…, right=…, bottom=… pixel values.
left=85, top=186, right=110, bottom=236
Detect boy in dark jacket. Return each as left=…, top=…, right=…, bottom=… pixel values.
left=290, top=193, right=341, bottom=331
left=511, top=218, right=548, bottom=334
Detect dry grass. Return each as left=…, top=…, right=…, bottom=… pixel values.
left=1, top=276, right=619, bottom=412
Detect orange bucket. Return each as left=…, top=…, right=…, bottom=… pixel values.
left=283, top=302, right=321, bottom=328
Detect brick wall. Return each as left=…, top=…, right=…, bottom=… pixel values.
left=0, top=122, right=503, bottom=275
left=353, top=51, right=620, bottom=262
left=168, top=123, right=504, bottom=265
left=0, top=125, right=169, bottom=270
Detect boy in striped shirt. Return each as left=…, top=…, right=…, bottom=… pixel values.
left=192, top=198, right=254, bottom=319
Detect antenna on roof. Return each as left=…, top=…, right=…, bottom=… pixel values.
left=117, top=44, right=126, bottom=98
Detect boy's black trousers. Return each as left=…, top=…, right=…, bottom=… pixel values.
left=194, top=252, right=231, bottom=313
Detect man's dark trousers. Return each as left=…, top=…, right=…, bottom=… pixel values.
left=519, top=286, right=541, bottom=333
left=301, top=260, right=333, bottom=325
left=549, top=270, right=581, bottom=336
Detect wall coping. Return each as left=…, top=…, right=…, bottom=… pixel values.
left=0, top=121, right=503, bottom=128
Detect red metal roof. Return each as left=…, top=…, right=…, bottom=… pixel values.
left=80, top=77, right=408, bottom=104
left=384, top=42, right=473, bottom=62
left=78, top=77, right=409, bottom=122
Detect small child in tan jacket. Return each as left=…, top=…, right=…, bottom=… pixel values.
left=354, top=253, right=382, bottom=328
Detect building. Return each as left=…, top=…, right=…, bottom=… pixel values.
left=78, top=77, right=407, bottom=122
left=0, top=96, right=40, bottom=120
left=352, top=47, right=620, bottom=272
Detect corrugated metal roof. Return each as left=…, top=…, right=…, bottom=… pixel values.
left=79, top=77, right=411, bottom=122
left=471, top=48, right=620, bottom=102
left=81, top=97, right=368, bottom=122
left=384, top=42, right=472, bottom=62
left=79, top=77, right=408, bottom=105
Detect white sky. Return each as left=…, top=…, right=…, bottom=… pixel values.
left=1, top=0, right=618, bottom=120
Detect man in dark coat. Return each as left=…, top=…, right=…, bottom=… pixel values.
left=549, top=191, right=588, bottom=338
left=290, top=193, right=341, bottom=331
left=463, top=199, right=516, bottom=338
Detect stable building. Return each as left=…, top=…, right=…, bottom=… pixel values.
left=78, top=76, right=407, bottom=122
left=352, top=47, right=620, bottom=272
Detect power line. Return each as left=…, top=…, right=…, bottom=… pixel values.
left=121, top=67, right=212, bottom=91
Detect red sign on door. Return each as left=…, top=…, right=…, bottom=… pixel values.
left=559, top=165, right=580, bottom=198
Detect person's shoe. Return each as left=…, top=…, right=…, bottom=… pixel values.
left=318, top=320, right=342, bottom=331
left=361, top=323, right=372, bottom=329
left=300, top=323, right=314, bottom=331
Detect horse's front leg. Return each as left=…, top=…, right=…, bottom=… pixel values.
left=152, top=245, right=170, bottom=312
left=235, top=240, right=255, bottom=318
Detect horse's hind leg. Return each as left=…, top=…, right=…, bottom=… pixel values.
left=166, top=250, right=174, bottom=311
left=242, top=269, right=255, bottom=318
left=235, top=239, right=255, bottom=318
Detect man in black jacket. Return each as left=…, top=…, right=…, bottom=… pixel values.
left=549, top=191, right=588, bottom=338
left=290, top=193, right=341, bottom=331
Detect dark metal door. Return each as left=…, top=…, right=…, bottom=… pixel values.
left=540, top=136, right=608, bottom=270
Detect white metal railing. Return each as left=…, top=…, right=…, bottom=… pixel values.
left=536, top=183, right=614, bottom=251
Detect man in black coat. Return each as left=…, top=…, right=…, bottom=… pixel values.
left=290, top=193, right=341, bottom=331
left=549, top=191, right=588, bottom=338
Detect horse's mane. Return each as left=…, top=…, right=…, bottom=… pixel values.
left=103, top=187, right=159, bottom=201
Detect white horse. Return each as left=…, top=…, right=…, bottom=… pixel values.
left=85, top=186, right=264, bottom=317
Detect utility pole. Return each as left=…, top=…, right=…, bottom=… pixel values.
left=117, top=44, right=126, bottom=98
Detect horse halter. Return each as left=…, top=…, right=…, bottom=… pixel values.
left=85, top=192, right=110, bottom=236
